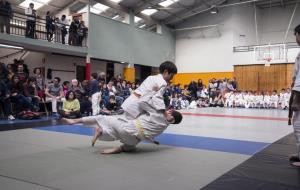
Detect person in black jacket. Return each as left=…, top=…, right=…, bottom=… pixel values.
left=0, top=0, right=12, bottom=34
left=0, top=62, right=8, bottom=83
left=45, top=11, right=54, bottom=42
left=0, top=80, right=14, bottom=120
left=68, top=16, right=80, bottom=46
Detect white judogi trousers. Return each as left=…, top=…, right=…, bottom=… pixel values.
left=293, top=111, right=300, bottom=158
left=82, top=115, right=140, bottom=151
left=91, top=92, right=101, bottom=116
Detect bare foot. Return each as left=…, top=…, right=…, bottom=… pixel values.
left=60, top=118, right=72, bottom=125
left=100, top=147, right=122, bottom=154
left=292, top=162, right=300, bottom=167
left=91, top=127, right=102, bottom=147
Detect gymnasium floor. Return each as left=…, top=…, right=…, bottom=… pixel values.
left=0, top=107, right=297, bottom=190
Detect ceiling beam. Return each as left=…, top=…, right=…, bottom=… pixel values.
left=95, top=0, right=161, bottom=25
left=134, top=0, right=159, bottom=14
left=93, top=0, right=128, bottom=13
left=165, top=0, right=227, bottom=25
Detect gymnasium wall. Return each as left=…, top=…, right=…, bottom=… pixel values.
left=175, top=3, right=300, bottom=80
left=89, top=13, right=175, bottom=68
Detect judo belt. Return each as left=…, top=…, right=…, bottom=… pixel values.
left=135, top=120, right=160, bottom=145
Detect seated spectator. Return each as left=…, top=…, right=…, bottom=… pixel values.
left=12, top=59, right=29, bottom=74
left=0, top=62, right=8, bottom=83
left=81, top=79, right=90, bottom=96
left=8, top=75, right=38, bottom=112
left=182, top=85, right=191, bottom=102
left=33, top=67, right=45, bottom=99
left=100, top=95, right=123, bottom=115
left=70, top=79, right=83, bottom=92
left=120, top=80, right=131, bottom=99
left=107, top=81, right=124, bottom=107
left=62, top=81, right=70, bottom=97
left=45, top=77, right=64, bottom=117
left=60, top=91, right=80, bottom=119
left=0, top=81, right=14, bottom=120
left=23, top=77, right=40, bottom=110
left=97, top=72, right=106, bottom=84
left=6, top=64, right=14, bottom=81
left=74, top=88, right=91, bottom=116
left=16, top=64, right=28, bottom=83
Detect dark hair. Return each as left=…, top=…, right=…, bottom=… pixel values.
left=159, top=61, right=177, bottom=74
left=27, top=77, right=36, bottom=83
left=172, top=110, right=182, bottom=124
left=29, top=3, right=34, bottom=6
left=109, top=95, right=116, bottom=100
left=91, top=73, right=98, bottom=79
left=46, top=11, right=50, bottom=15
left=63, top=81, right=69, bottom=85
left=295, top=24, right=300, bottom=35
left=54, top=77, right=61, bottom=83
left=66, top=91, right=75, bottom=100
left=62, top=15, right=66, bottom=18
left=33, top=67, right=41, bottom=74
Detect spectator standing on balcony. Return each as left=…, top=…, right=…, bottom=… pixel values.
left=78, top=20, right=88, bottom=46
left=0, top=0, right=12, bottom=34
left=68, top=16, right=80, bottom=46
left=25, top=3, right=36, bottom=38
left=46, top=11, right=54, bottom=42
left=60, top=15, right=68, bottom=44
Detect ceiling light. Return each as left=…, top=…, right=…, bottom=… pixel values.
left=139, top=24, right=146, bottom=28
left=134, top=16, right=142, bottom=23
left=19, top=0, right=51, bottom=10
left=0, top=44, right=23, bottom=50
left=141, top=9, right=158, bottom=16
left=110, top=0, right=122, bottom=3
left=159, top=0, right=179, bottom=7
left=112, top=15, right=120, bottom=19
left=93, top=3, right=109, bottom=12
left=210, top=7, right=218, bottom=14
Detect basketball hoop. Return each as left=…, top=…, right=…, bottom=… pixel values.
left=263, top=57, right=272, bottom=62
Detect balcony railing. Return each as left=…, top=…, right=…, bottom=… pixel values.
left=1, top=12, right=88, bottom=47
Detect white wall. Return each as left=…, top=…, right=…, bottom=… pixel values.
left=114, top=63, right=125, bottom=77
left=175, top=3, right=300, bottom=73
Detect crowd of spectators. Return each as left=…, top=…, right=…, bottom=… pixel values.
left=0, top=1, right=88, bottom=46
left=0, top=59, right=138, bottom=120
left=165, top=78, right=291, bottom=110
left=0, top=58, right=292, bottom=121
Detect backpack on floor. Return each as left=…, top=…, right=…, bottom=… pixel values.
left=17, top=111, right=41, bottom=120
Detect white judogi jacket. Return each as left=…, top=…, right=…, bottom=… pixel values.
left=122, top=74, right=167, bottom=119
left=271, top=94, right=279, bottom=103
left=293, top=52, right=300, bottom=92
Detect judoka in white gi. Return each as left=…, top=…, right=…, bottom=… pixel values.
left=121, top=61, right=177, bottom=119
left=270, top=90, right=279, bottom=109
left=289, top=24, right=300, bottom=167
left=61, top=90, right=183, bottom=154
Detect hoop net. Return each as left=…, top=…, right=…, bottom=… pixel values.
left=254, top=44, right=286, bottom=64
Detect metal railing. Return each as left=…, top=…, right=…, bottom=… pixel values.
left=2, top=12, right=88, bottom=47
left=233, top=42, right=298, bottom=52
